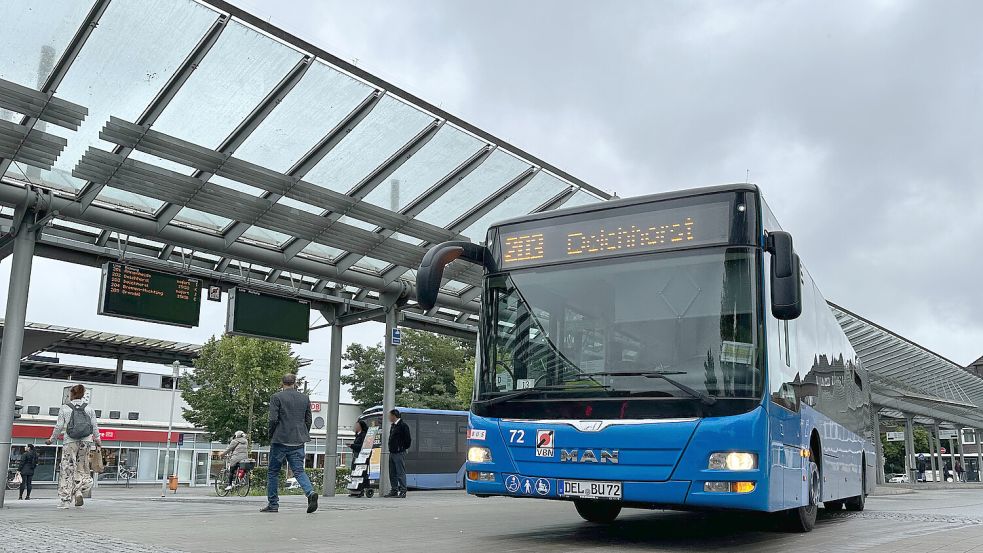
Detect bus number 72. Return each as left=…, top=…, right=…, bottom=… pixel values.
left=509, top=429, right=525, bottom=444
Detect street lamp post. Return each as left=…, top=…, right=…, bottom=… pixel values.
left=161, top=360, right=180, bottom=497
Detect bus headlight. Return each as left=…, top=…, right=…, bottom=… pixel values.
left=468, top=446, right=493, bottom=463
left=708, top=452, right=757, bottom=471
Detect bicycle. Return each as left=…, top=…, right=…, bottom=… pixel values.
left=119, top=466, right=137, bottom=488
left=215, top=459, right=254, bottom=497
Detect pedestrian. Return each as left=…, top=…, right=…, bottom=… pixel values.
left=348, top=420, right=369, bottom=498
left=385, top=408, right=412, bottom=498
left=222, top=430, right=249, bottom=491
left=916, top=454, right=927, bottom=482
left=46, top=384, right=101, bottom=509
left=17, top=444, right=39, bottom=500
left=349, top=420, right=368, bottom=470
left=956, top=461, right=965, bottom=483
left=261, top=373, right=318, bottom=514
left=944, top=460, right=953, bottom=482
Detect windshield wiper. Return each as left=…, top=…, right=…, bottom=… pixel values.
left=576, top=370, right=717, bottom=406
left=474, top=383, right=612, bottom=407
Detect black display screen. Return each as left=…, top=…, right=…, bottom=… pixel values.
left=227, top=288, right=310, bottom=343
left=98, top=262, right=201, bottom=327
left=496, top=200, right=733, bottom=269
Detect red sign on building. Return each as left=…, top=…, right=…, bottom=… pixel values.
left=310, top=402, right=321, bottom=412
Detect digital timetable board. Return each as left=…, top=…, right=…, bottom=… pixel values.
left=226, top=288, right=310, bottom=343
left=98, top=262, right=202, bottom=327
left=497, top=201, right=732, bottom=268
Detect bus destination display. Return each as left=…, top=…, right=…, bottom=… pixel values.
left=499, top=201, right=731, bottom=268
left=98, top=262, right=202, bottom=327
left=227, top=288, right=310, bottom=343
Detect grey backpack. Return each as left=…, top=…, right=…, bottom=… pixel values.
left=66, top=403, right=93, bottom=440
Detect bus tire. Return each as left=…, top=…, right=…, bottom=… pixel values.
left=845, top=463, right=866, bottom=512
left=787, top=460, right=820, bottom=532
left=574, top=499, right=622, bottom=523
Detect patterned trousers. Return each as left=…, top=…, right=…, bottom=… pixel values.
left=58, top=441, right=93, bottom=503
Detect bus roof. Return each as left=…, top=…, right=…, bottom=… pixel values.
left=487, top=183, right=760, bottom=230
left=360, top=406, right=468, bottom=418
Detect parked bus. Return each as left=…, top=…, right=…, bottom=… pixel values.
left=359, top=406, right=468, bottom=490
left=416, top=184, right=874, bottom=531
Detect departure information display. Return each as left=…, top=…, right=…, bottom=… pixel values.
left=98, top=262, right=202, bottom=327
left=226, top=288, right=310, bottom=343
left=498, top=201, right=732, bottom=268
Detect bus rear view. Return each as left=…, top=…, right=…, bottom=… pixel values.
left=416, top=184, right=873, bottom=532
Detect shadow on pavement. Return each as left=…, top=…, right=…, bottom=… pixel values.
left=490, top=508, right=849, bottom=550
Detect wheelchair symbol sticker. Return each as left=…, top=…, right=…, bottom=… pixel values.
left=505, top=474, right=520, bottom=493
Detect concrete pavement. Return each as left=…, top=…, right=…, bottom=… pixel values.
left=3, top=486, right=983, bottom=552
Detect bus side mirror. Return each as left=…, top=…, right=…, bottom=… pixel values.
left=416, top=241, right=494, bottom=310
left=766, top=231, right=801, bottom=320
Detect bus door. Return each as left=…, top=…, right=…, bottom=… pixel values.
left=769, top=317, right=804, bottom=509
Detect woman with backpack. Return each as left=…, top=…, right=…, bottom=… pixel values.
left=46, top=384, right=101, bottom=509
left=17, top=444, right=38, bottom=500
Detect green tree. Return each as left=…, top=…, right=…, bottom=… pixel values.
left=180, top=335, right=301, bottom=447
left=340, top=329, right=475, bottom=409
left=881, top=427, right=934, bottom=474
left=454, top=363, right=475, bottom=408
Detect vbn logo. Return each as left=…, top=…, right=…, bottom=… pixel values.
left=559, top=449, right=619, bottom=463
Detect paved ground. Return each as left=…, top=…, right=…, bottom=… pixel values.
left=4, top=485, right=983, bottom=552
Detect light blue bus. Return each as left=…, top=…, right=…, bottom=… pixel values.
left=359, top=406, right=468, bottom=489
left=416, top=184, right=874, bottom=531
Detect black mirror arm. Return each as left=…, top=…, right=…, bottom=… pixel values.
left=416, top=241, right=495, bottom=310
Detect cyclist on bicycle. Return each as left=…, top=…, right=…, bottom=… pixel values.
left=222, top=430, right=248, bottom=491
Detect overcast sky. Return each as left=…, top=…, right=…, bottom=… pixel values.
left=3, top=1, right=981, bottom=404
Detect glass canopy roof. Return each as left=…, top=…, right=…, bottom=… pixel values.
left=0, top=0, right=608, bottom=323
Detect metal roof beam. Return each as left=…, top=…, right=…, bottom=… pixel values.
left=155, top=55, right=313, bottom=228
left=0, top=0, right=109, bottom=176
left=0, top=179, right=478, bottom=314
left=78, top=14, right=230, bottom=210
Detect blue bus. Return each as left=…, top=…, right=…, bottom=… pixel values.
left=416, top=184, right=874, bottom=531
left=359, top=406, right=468, bottom=489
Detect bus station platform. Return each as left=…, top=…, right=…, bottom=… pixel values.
left=2, top=486, right=983, bottom=552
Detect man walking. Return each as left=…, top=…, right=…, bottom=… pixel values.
left=385, top=408, right=412, bottom=498
left=261, top=373, right=318, bottom=514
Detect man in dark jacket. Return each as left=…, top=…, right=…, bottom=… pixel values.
left=262, top=373, right=317, bottom=514
left=18, top=444, right=38, bottom=500
left=385, top=409, right=412, bottom=498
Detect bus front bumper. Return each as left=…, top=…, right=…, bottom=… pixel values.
left=466, top=474, right=770, bottom=511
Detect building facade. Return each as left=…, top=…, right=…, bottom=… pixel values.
left=11, top=373, right=363, bottom=486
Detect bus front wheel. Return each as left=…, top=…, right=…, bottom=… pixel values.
left=787, top=460, right=820, bottom=532
left=574, top=499, right=622, bottom=523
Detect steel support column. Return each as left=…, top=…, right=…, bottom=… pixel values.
left=115, top=357, right=124, bottom=385
left=321, top=323, right=343, bottom=497
left=976, top=430, right=983, bottom=482
left=929, top=424, right=940, bottom=482
left=873, top=410, right=885, bottom=485
left=903, top=415, right=915, bottom=484
left=949, top=436, right=957, bottom=481
left=958, top=429, right=967, bottom=481
left=379, top=307, right=398, bottom=496
left=0, top=205, right=38, bottom=508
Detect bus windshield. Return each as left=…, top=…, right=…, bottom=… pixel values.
left=477, top=247, right=762, bottom=419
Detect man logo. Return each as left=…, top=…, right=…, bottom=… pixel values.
left=559, top=449, right=619, bottom=464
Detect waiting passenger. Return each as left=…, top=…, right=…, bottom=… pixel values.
left=349, top=420, right=368, bottom=470
left=17, top=444, right=38, bottom=500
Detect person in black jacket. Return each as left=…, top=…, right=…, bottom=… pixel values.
left=385, top=409, right=412, bottom=498
left=349, top=420, right=368, bottom=470
left=18, top=444, right=39, bottom=500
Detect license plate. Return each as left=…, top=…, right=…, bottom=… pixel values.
left=560, top=480, right=622, bottom=500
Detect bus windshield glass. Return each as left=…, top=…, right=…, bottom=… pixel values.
left=477, top=247, right=762, bottom=419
